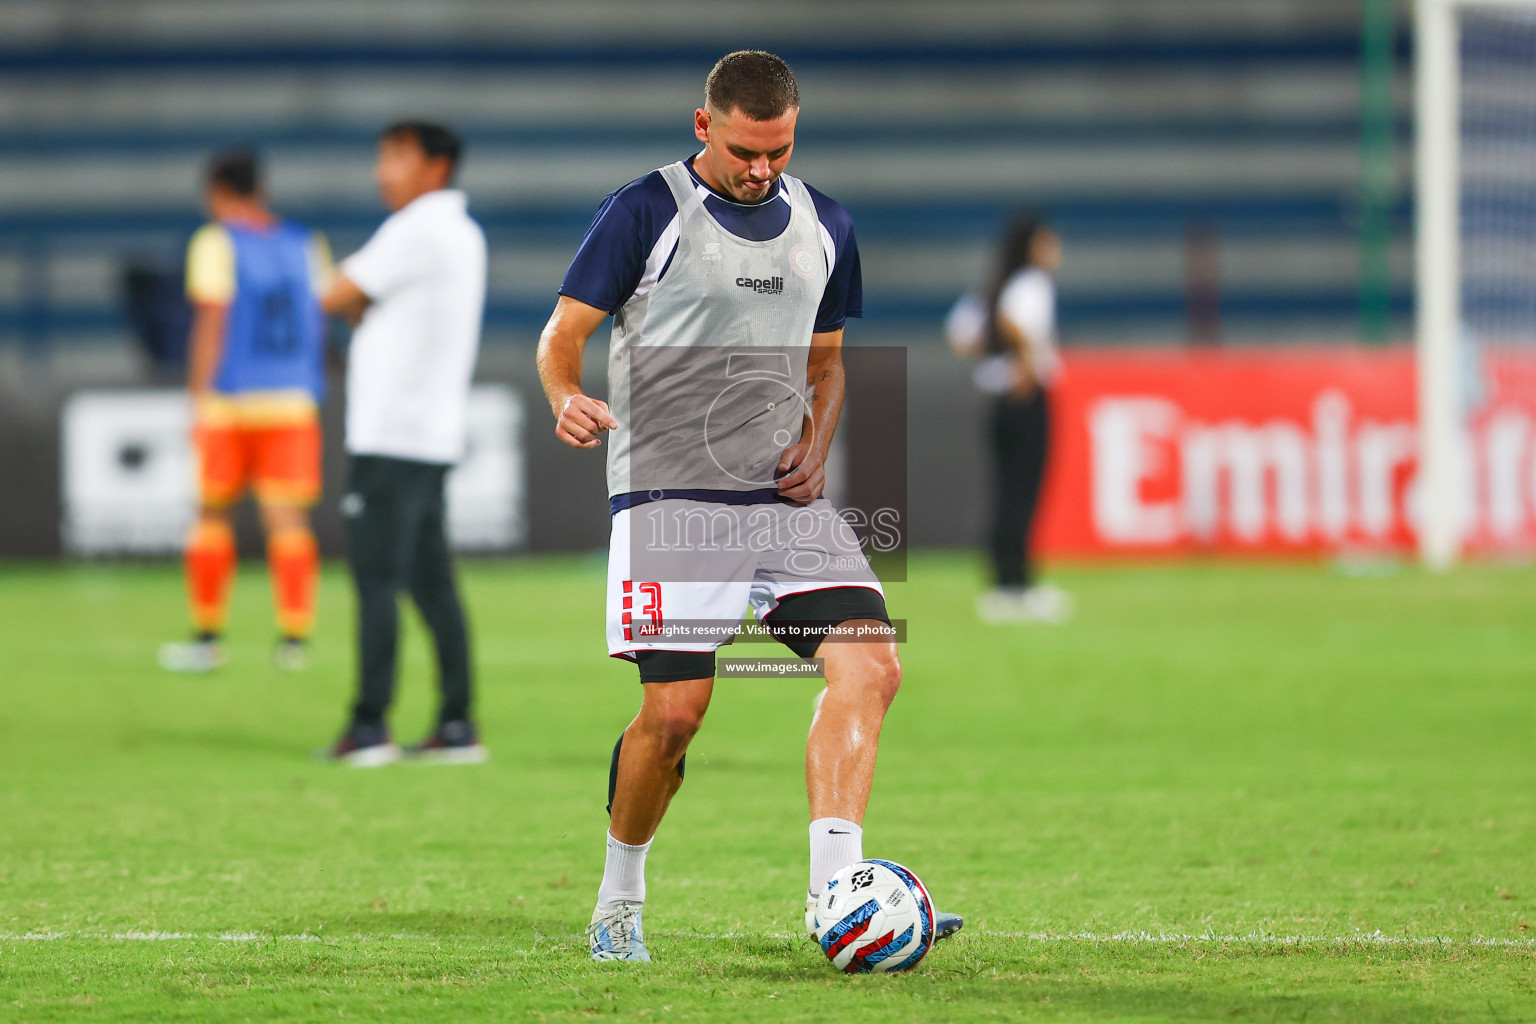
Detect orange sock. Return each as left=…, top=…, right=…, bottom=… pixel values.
left=268, top=526, right=318, bottom=640
left=186, top=518, right=236, bottom=636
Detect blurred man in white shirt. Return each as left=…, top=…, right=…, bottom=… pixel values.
left=319, top=122, right=489, bottom=765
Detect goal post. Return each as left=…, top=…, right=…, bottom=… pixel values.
left=1416, top=0, right=1461, bottom=570
left=1415, top=0, right=1536, bottom=569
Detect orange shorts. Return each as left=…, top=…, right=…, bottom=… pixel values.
left=196, top=406, right=321, bottom=509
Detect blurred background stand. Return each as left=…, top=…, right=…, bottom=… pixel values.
left=120, top=254, right=190, bottom=380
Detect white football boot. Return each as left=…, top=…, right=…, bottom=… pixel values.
left=588, top=900, right=650, bottom=962
left=158, top=637, right=225, bottom=673
left=976, top=583, right=1074, bottom=625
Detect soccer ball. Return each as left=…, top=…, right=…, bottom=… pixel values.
left=813, top=859, right=936, bottom=973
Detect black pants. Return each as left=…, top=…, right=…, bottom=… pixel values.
left=345, top=454, right=472, bottom=727
left=987, top=388, right=1051, bottom=589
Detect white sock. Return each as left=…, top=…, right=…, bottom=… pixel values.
left=596, top=831, right=651, bottom=908
left=808, top=817, right=863, bottom=897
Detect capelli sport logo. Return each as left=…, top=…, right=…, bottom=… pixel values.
left=736, top=276, right=784, bottom=295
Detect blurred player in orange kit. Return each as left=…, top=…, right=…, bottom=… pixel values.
left=159, top=150, right=331, bottom=674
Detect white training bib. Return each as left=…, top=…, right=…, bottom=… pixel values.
left=604, top=162, right=828, bottom=497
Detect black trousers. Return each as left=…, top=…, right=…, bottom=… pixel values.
left=987, top=388, right=1052, bottom=589
left=345, top=454, right=472, bottom=727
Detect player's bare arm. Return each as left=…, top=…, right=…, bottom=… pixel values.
left=320, top=273, right=371, bottom=326
left=777, top=328, right=845, bottom=505
left=186, top=301, right=228, bottom=396
left=536, top=294, right=619, bottom=448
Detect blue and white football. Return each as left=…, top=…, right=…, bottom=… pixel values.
left=813, top=858, right=936, bottom=973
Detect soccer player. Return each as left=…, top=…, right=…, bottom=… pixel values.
left=159, top=150, right=328, bottom=674
left=317, top=122, right=487, bottom=766
left=536, top=50, right=963, bottom=961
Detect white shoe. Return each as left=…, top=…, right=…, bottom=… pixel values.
left=334, top=741, right=402, bottom=768
left=1021, top=583, right=1074, bottom=623
left=976, top=584, right=1073, bottom=624
left=314, top=723, right=402, bottom=767
left=159, top=638, right=225, bottom=673
left=588, top=900, right=650, bottom=961
left=273, top=638, right=307, bottom=671
left=805, top=893, right=820, bottom=939
left=404, top=742, right=488, bottom=765
left=402, top=719, right=487, bottom=764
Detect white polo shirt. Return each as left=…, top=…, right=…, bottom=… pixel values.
left=341, top=188, right=487, bottom=464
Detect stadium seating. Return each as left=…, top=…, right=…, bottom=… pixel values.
left=0, top=0, right=1406, bottom=353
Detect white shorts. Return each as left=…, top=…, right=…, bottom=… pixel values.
left=605, top=497, right=885, bottom=659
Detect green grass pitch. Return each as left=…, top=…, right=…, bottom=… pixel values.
left=1, top=553, right=1533, bottom=1022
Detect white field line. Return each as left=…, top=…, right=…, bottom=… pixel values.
left=1, top=929, right=1533, bottom=949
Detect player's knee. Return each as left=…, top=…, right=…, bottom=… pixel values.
left=638, top=690, right=709, bottom=754
left=863, top=646, right=903, bottom=708
left=825, top=640, right=901, bottom=708
left=647, top=706, right=705, bottom=757
left=259, top=503, right=307, bottom=534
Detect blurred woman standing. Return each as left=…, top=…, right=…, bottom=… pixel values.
left=946, top=213, right=1073, bottom=624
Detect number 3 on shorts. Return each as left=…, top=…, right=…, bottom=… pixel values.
left=638, top=582, right=663, bottom=636
left=622, top=580, right=664, bottom=640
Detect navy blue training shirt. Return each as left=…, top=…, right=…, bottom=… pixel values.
left=559, top=155, right=863, bottom=333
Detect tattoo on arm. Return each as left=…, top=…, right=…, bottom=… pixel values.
left=809, top=366, right=834, bottom=402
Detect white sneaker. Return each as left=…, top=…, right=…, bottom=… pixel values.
left=805, top=894, right=820, bottom=939
left=314, top=722, right=402, bottom=767
left=588, top=900, right=650, bottom=961
left=402, top=720, right=488, bottom=764
left=976, top=584, right=1073, bottom=624
left=158, top=638, right=225, bottom=673
left=273, top=638, right=307, bottom=671
left=1021, top=583, right=1074, bottom=623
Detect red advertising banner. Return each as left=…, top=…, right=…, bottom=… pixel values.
left=1034, top=347, right=1536, bottom=556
